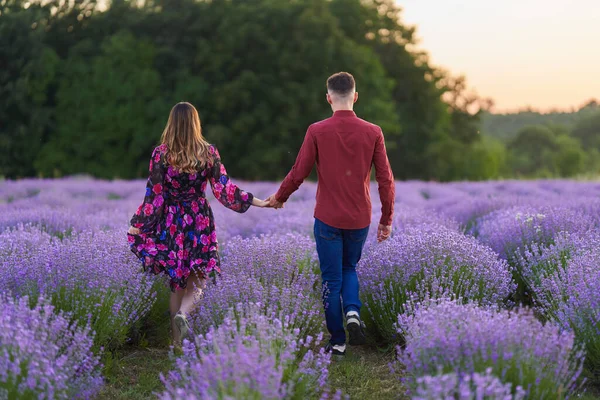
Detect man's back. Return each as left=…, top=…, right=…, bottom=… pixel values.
left=276, top=110, right=395, bottom=230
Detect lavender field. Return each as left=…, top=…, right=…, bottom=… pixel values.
left=1, top=178, right=600, bottom=399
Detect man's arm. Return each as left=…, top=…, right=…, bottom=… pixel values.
left=271, top=126, right=317, bottom=206
left=373, top=128, right=395, bottom=241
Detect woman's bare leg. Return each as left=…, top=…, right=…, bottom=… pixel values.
left=180, top=272, right=205, bottom=316
left=170, top=288, right=185, bottom=344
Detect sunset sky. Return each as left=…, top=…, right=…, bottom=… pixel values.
left=399, top=0, right=600, bottom=112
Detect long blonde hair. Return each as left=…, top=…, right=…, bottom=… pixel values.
left=160, top=102, right=212, bottom=173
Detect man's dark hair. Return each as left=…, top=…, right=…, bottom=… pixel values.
left=326, top=72, right=356, bottom=97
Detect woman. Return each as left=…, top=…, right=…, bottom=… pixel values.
left=127, top=102, right=268, bottom=344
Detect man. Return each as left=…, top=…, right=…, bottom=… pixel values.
left=267, top=72, right=395, bottom=357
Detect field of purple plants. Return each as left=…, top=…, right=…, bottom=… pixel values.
left=1, top=178, right=600, bottom=399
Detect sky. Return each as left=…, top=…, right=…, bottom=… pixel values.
left=398, top=0, right=600, bottom=112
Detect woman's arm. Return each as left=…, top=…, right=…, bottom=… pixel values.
left=208, top=145, right=255, bottom=213
left=252, top=197, right=270, bottom=208
left=130, top=147, right=166, bottom=233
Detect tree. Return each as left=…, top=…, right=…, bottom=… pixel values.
left=571, top=111, right=600, bottom=151
left=553, top=135, right=586, bottom=177
left=507, top=125, right=558, bottom=177
left=36, top=32, right=166, bottom=178
left=0, top=2, right=59, bottom=177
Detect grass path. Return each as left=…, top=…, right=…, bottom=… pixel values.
left=98, top=344, right=600, bottom=399
left=97, top=344, right=407, bottom=399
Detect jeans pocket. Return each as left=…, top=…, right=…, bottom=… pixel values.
left=318, top=224, right=338, bottom=241
left=348, top=229, right=369, bottom=243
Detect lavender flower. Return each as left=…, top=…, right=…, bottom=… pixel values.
left=359, top=224, right=514, bottom=342
left=0, top=226, right=156, bottom=350
left=161, top=303, right=331, bottom=400
left=192, top=234, right=323, bottom=338
left=412, top=369, right=526, bottom=400
left=396, top=299, right=585, bottom=399
left=477, top=205, right=594, bottom=261
left=532, top=244, right=600, bottom=372
left=0, top=296, right=103, bottom=399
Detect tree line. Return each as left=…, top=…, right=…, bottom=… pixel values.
left=498, top=104, right=600, bottom=178
left=1, top=0, right=597, bottom=181
left=0, top=0, right=498, bottom=181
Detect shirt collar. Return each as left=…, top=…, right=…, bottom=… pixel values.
left=333, top=110, right=356, bottom=118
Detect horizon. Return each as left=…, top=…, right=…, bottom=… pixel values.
left=400, top=0, right=600, bottom=113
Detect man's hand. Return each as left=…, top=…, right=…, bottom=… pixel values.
left=128, top=226, right=141, bottom=235
left=266, top=194, right=285, bottom=209
left=377, top=224, right=392, bottom=242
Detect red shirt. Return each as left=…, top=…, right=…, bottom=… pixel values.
left=276, top=110, right=395, bottom=229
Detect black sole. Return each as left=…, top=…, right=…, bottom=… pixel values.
left=347, top=322, right=366, bottom=346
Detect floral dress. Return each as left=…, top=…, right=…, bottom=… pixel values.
left=128, top=143, right=253, bottom=291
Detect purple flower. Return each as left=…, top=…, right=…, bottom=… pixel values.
left=0, top=296, right=103, bottom=399
left=161, top=303, right=331, bottom=399
left=359, top=224, right=514, bottom=342
left=396, top=299, right=585, bottom=398
left=412, top=368, right=527, bottom=400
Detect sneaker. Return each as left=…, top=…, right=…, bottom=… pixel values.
left=325, top=342, right=346, bottom=358
left=346, top=311, right=367, bottom=345
left=174, top=311, right=190, bottom=340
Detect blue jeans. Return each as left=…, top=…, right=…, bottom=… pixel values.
left=314, top=218, right=369, bottom=345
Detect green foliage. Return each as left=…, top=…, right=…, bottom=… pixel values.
left=0, top=3, right=59, bottom=178
left=506, top=124, right=587, bottom=178
left=481, top=100, right=600, bottom=141
left=2, top=0, right=594, bottom=181
left=0, top=0, right=499, bottom=181
left=571, top=110, right=600, bottom=151
left=36, top=31, right=166, bottom=178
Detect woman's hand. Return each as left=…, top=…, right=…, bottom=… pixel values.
left=128, top=226, right=141, bottom=235
left=252, top=198, right=271, bottom=208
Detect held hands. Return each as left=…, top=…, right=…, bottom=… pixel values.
left=250, top=196, right=285, bottom=209
left=128, top=226, right=141, bottom=235
left=252, top=198, right=272, bottom=208
left=266, top=194, right=284, bottom=209
left=377, top=224, right=392, bottom=243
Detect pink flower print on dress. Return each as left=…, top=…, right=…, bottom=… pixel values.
left=153, top=195, right=164, bottom=208
left=169, top=251, right=176, bottom=260
left=169, top=224, right=177, bottom=236
left=157, top=244, right=168, bottom=251
left=213, top=182, right=223, bottom=196
left=220, top=164, right=227, bottom=175
left=167, top=166, right=177, bottom=177
left=207, top=258, right=217, bottom=271
left=200, top=234, right=211, bottom=246
left=191, top=201, right=200, bottom=213
left=153, top=183, right=163, bottom=195
left=202, top=246, right=209, bottom=253
left=172, top=180, right=180, bottom=189
left=188, top=187, right=196, bottom=195
left=241, top=191, right=249, bottom=202
left=176, top=233, right=184, bottom=248
left=183, top=214, right=193, bottom=227
left=143, top=203, right=154, bottom=216
left=175, top=268, right=184, bottom=278
left=189, top=173, right=197, bottom=180
left=127, top=235, right=136, bottom=244
left=196, top=215, right=209, bottom=230
left=210, top=231, right=218, bottom=243
left=225, top=182, right=236, bottom=197
left=177, top=249, right=189, bottom=260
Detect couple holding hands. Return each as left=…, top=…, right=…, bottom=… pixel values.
left=127, top=72, right=395, bottom=355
